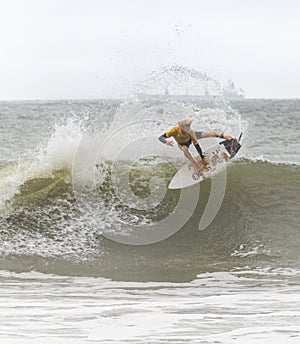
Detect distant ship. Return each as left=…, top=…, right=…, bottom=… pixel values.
left=134, top=80, right=245, bottom=101
left=222, top=80, right=245, bottom=100
left=135, top=84, right=220, bottom=101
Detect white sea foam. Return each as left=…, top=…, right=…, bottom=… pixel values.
left=0, top=269, right=299, bottom=343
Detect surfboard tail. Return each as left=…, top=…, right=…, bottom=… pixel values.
left=219, top=134, right=242, bottom=159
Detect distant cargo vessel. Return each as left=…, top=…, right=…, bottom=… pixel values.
left=222, top=80, right=245, bottom=100
left=135, top=79, right=245, bottom=101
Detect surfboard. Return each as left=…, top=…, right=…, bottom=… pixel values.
left=168, top=136, right=242, bottom=189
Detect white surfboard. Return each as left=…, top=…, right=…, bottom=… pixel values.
left=168, top=137, right=241, bottom=190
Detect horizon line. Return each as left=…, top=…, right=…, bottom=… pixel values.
left=0, top=96, right=299, bottom=102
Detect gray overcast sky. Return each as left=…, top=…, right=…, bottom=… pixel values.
left=0, top=0, right=299, bottom=99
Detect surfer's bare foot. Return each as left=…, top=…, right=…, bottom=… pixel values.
left=193, top=162, right=200, bottom=173
left=201, top=158, right=208, bottom=167
left=221, top=153, right=229, bottom=161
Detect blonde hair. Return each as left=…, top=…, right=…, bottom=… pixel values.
left=178, top=119, right=192, bottom=127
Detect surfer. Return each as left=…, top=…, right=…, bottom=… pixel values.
left=159, top=120, right=232, bottom=172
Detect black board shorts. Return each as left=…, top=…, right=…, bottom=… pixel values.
left=178, top=139, right=192, bottom=147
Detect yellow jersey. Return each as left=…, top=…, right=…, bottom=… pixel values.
left=165, top=126, right=198, bottom=145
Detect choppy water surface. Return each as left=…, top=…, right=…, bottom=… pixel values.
left=0, top=95, right=299, bottom=342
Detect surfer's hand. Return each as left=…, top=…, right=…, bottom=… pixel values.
left=166, top=141, right=174, bottom=147
left=202, top=158, right=208, bottom=167
left=224, top=135, right=232, bottom=141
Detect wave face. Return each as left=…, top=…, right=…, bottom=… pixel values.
left=0, top=158, right=299, bottom=281
left=0, top=79, right=299, bottom=281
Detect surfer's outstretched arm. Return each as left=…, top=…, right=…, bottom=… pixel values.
left=196, top=131, right=232, bottom=140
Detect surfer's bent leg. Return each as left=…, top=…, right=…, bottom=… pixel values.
left=194, top=143, right=208, bottom=166
left=181, top=145, right=194, bottom=162
left=194, top=143, right=204, bottom=159
left=178, top=144, right=200, bottom=172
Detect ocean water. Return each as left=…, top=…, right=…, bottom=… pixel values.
left=0, top=96, right=299, bottom=343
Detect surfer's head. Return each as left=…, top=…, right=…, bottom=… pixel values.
left=178, top=119, right=192, bottom=132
